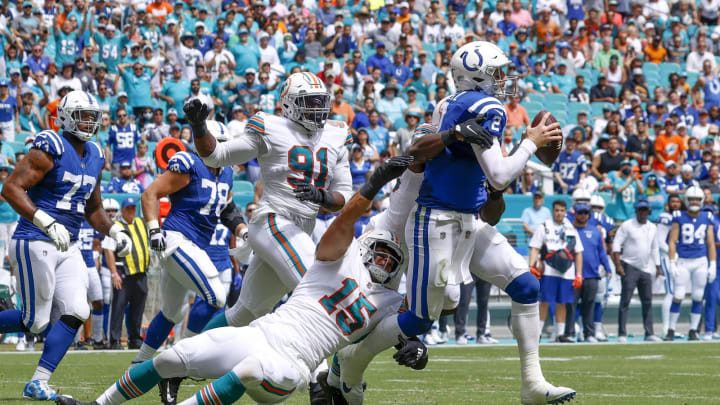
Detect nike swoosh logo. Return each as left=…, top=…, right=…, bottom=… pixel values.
left=342, top=383, right=352, bottom=393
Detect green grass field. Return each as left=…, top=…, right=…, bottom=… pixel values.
left=1, top=342, right=719, bottom=404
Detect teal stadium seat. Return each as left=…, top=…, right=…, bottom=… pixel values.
left=659, top=62, right=681, bottom=78
left=232, top=180, right=255, bottom=209
left=526, top=93, right=545, bottom=104
left=545, top=94, right=568, bottom=104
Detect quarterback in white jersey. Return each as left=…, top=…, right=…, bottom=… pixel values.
left=55, top=157, right=423, bottom=405
left=185, top=72, right=352, bottom=330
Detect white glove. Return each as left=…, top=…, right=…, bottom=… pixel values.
left=229, top=228, right=252, bottom=263
left=709, top=261, right=717, bottom=284
left=669, top=260, right=679, bottom=280
left=109, top=224, right=133, bottom=257
left=33, top=209, right=70, bottom=251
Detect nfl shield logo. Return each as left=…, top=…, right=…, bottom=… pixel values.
left=440, top=232, right=446, bottom=240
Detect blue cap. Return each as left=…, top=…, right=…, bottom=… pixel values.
left=376, top=42, right=385, bottom=48
left=574, top=202, right=590, bottom=213
left=120, top=161, right=132, bottom=168
left=635, top=200, right=650, bottom=210
left=122, top=198, right=137, bottom=208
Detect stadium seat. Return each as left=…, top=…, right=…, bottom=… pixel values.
left=522, top=101, right=544, bottom=112
left=659, top=62, right=681, bottom=78
left=545, top=94, right=568, bottom=104
left=526, top=93, right=545, bottom=104
left=642, top=62, right=659, bottom=74
left=232, top=180, right=254, bottom=195
left=591, top=102, right=607, bottom=117
left=102, top=171, right=113, bottom=182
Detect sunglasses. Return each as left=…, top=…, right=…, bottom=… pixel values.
left=576, top=210, right=590, bottom=215
left=118, top=114, right=127, bottom=118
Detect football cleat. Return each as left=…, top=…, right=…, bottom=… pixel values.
left=594, top=330, right=608, bottom=342
left=54, top=395, right=98, bottom=405
left=158, top=377, right=184, bottom=405
left=644, top=335, right=662, bottom=342
left=617, top=336, right=627, bottom=343
left=664, top=329, right=675, bottom=341
left=688, top=329, right=699, bottom=341
left=309, top=380, right=329, bottom=405
left=74, top=341, right=89, bottom=351
left=92, top=340, right=108, bottom=350
left=478, top=334, right=499, bottom=344
left=423, top=333, right=437, bottom=346
left=317, top=371, right=347, bottom=405
left=16, top=338, right=26, bottom=351
left=521, top=381, right=576, bottom=404
left=584, top=336, right=598, bottom=343
left=556, top=335, right=574, bottom=343
left=23, top=380, right=58, bottom=401
left=704, top=332, right=713, bottom=341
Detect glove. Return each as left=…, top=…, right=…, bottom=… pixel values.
left=183, top=98, right=210, bottom=127
left=392, top=335, right=428, bottom=370
left=709, top=261, right=717, bottom=284
left=293, top=183, right=330, bottom=204
left=529, top=266, right=542, bottom=279
left=669, top=260, right=679, bottom=280
left=148, top=220, right=166, bottom=252
left=229, top=228, right=252, bottom=263
left=573, top=273, right=583, bottom=289
left=359, top=156, right=414, bottom=200
left=109, top=224, right=133, bottom=257
left=33, top=209, right=70, bottom=252
left=451, top=115, right=495, bottom=149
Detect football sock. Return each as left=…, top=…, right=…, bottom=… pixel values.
left=98, top=360, right=162, bottom=405
left=203, top=312, right=229, bottom=331
left=186, top=299, right=218, bottom=337
left=327, top=354, right=341, bottom=387
left=556, top=322, right=565, bottom=338
left=662, top=294, right=673, bottom=334
left=594, top=322, right=603, bottom=336
left=181, top=370, right=246, bottom=405
left=669, top=301, right=681, bottom=330
left=511, top=302, right=545, bottom=384
left=0, top=309, right=24, bottom=333
left=690, top=301, right=703, bottom=330
left=134, top=312, right=174, bottom=363
left=538, top=318, right=545, bottom=338
left=34, top=318, right=80, bottom=381
left=92, top=309, right=104, bottom=343
left=593, top=302, right=602, bottom=323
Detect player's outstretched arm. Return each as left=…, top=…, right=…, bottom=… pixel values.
left=141, top=171, right=191, bottom=251
left=316, top=156, right=413, bottom=262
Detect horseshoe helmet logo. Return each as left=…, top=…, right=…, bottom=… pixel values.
left=462, top=49, right=484, bottom=72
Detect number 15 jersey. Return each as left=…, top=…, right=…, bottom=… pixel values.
left=247, top=113, right=353, bottom=222
left=14, top=130, right=105, bottom=242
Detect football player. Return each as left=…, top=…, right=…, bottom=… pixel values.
left=78, top=220, right=104, bottom=349
left=656, top=194, right=683, bottom=337
left=706, top=201, right=720, bottom=340
left=666, top=186, right=716, bottom=341
left=97, top=198, right=120, bottom=347
left=54, top=157, right=424, bottom=405
left=589, top=194, right=615, bottom=341
left=0, top=90, right=133, bottom=400
left=130, top=120, right=247, bottom=366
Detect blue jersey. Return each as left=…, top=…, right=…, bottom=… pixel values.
left=79, top=221, right=95, bottom=268
left=162, top=152, right=233, bottom=250
left=13, top=131, right=105, bottom=242
left=672, top=210, right=714, bottom=259
left=714, top=215, right=720, bottom=259
left=107, top=177, right=144, bottom=194
left=658, top=174, right=682, bottom=194
left=683, top=149, right=702, bottom=171
left=207, top=222, right=232, bottom=272
left=107, top=123, right=140, bottom=164
left=575, top=224, right=610, bottom=279
left=592, top=211, right=615, bottom=235
left=417, top=91, right=507, bottom=213
left=552, top=149, right=587, bottom=189
left=704, top=75, right=720, bottom=109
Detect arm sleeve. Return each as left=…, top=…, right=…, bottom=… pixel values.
left=201, top=114, right=267, bottom=168
left=573, top=229, right=584, bottom=253
left=328, top=145, right=353, bottom=204
left=472, top=138, right=538, bottom=190
left=597, top=232, right=612, bottom=271
left=528, top=224, right=544, bottom=249
left=612, top=223, right=625, bottom=253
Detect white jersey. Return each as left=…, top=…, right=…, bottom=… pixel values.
left=175, top=44, right=202, bottom=81
left=656, top=212, right=672, bottom=254
left=248, top=113, right=353, bottom=223
left=529, top=218, right=584, bottom=280
left=253, top=238, right=403, bottom=373
left=365, top=169, right=424, bottom=237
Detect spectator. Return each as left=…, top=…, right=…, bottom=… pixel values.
left=626, top=118, right=654, bottom=172
left=133, top=141, right=156, bottom=190
left=105, top=107, right=141, bottom=174
left=233, top=68, right=264, bottom=114
left=612, top=200, right=662, bottom=342
left=521, top=191, right=552, bottom=236
left=117, top=62, right=158, bottom=118
left=392, top=110, right=421, bottom=156
left=330, top=88, right=355, bottom=126
left=26, top=44, right=51, bottom=75
left=693, top=61, right=720, bottom=109
left=366, top=43, right=391, bottom=75
left=0, top=80, right=18, bottom=143
left=512, top=166, right=541, bottom=194
left=608, top=159, right=645, bottom=221
left=592, top=136, right=623, bottom=179
left=679, top=164, right=700, bottom=191
left=686, top=38, right=716, bottom=74
left=590, top=74, right=617, bottom=103
left=376, top=86, right=408, bottom=130
left=505, top=95, right=530, bottom=129
left=693, top=109, right=712, bottom=139
left=568, top=75, right=590, bottom=104
left=107, top=162, right=145, bottom=194
left=356, top=128, right=380, bottom=164
left=103, top=198, right=150, bottom=349
left=658, top=161, right=682, bottom=195
left=551, top=62, right=574, bottom=94
left=643, top=35, right=667, bottom=64
left=653, top=119, right=686, bottom=173
left=143, top=109, right=168, bottom=142
left=525, top=60, right=552, bottom=94
left=644, top=174, right=668, bottom=221
left=530, top=199, right=584, bottom=343
left=700, top=164, right=720, bottom=193
left=593, top=37, right=622, bottom=70
left=683, top=138, right=703, bottom=171
left=553, top=135, right=588, bottom=193
left=50, top=62, right=82, bottom=101
left=623, top=69, right=649, bottom=102
left=349, top=144, right=372, bottom=192
left=672, top=93, right=699, bottom=129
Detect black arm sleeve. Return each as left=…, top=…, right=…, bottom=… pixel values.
left=220, top=201, right=246, bottom=234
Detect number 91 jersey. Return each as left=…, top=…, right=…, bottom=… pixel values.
left=254, top=239, right=403, bottom=372
left=162, top=151, right=233, bottom=250
left=248, top=112, right=353, bottom=222
left=672, top=210, right=714, bottom=259
left=13, top=130, right=105, bottom=242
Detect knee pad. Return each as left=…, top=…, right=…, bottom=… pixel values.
left=232, top=356, right=265, bottom=386
left=154, top=349, right=189, bottom=378
left=505, top=272, right=540, bottom=304
left=59, top=314, right=84, bottom=330
left=443, top=285, right=460, bottom=311
left=691, top=286, right=705, bottom=302
left=397, top=311, right=433, bottom=336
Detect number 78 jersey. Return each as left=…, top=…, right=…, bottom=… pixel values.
left=248, top=113, right=353, bottom=221
left=672, top=210, right=714, bottom=259
left=254, top=239, right=403, bottom=371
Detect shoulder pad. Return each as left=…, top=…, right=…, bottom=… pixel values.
left=88, top=141, right=105, bottom=160
left=167, top=151, right=195, bottom=174
left=33, top=130, right=65, bottom=157
left=246, top=113, right=265, bottom=136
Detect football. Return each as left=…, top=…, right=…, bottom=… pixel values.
left=531, top=110, right=562, bottom=166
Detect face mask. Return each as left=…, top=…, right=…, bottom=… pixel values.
left=622, top=168, right=632, bottom=176
left=143, top=112, right=153, bottom=120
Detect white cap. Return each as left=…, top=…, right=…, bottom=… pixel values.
left=399, top=1, right=409, bottom=7
left=681, top=164, right=693, bottom=173
left=644, top=22, right=654, bottom=29
left=106, top=23, right=116, bottom=31
left=195, top=21, right=206, bottom=29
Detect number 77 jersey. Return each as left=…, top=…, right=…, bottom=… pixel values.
left=249, top=112, right=353, bottom=221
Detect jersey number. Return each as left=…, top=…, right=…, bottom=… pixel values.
left=199, top=179, right=230, bottom=216
left=287, top=146, right=328, bottom=189
left=57, top=172, right=97, bottom=213
left=116, top=131, right=135, bottom=149
left=489, top=116, right=502, bottom=132
left=210, top=224, right=229, bottom=246
left=559, top=163, right=577, bottom=180
left=319, top=278, right=377, bottom=336
left=681, top=223, right=707, bottom=245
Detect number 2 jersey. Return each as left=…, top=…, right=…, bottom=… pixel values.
left=672, top=210, right=714, bottom=259
left=14, top=130, right=104, bottom=242
left=162, top=151, right=233, bottom=250
left=418, top=91, right=507, bottom=213
left=246, top=112, right=353, bottom=223
left=253, top=238, right=403, bottom=375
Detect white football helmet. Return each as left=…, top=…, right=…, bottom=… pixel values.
left=280, top=72, right=331, bottom=131
left=685, top=186, right=704, bottom=213
left=206, top=120, right=230, bottom=142
left=103, top=198, right=120, bottom=219
left=572, top=188, right=592, bottom=204
left=358, top=230, right=404, bottom=285
left=590, top=195, right=606, bottom=213
left=56, top=90, right=102, bottom=141
left=450, top=41, right=518, bottom=98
